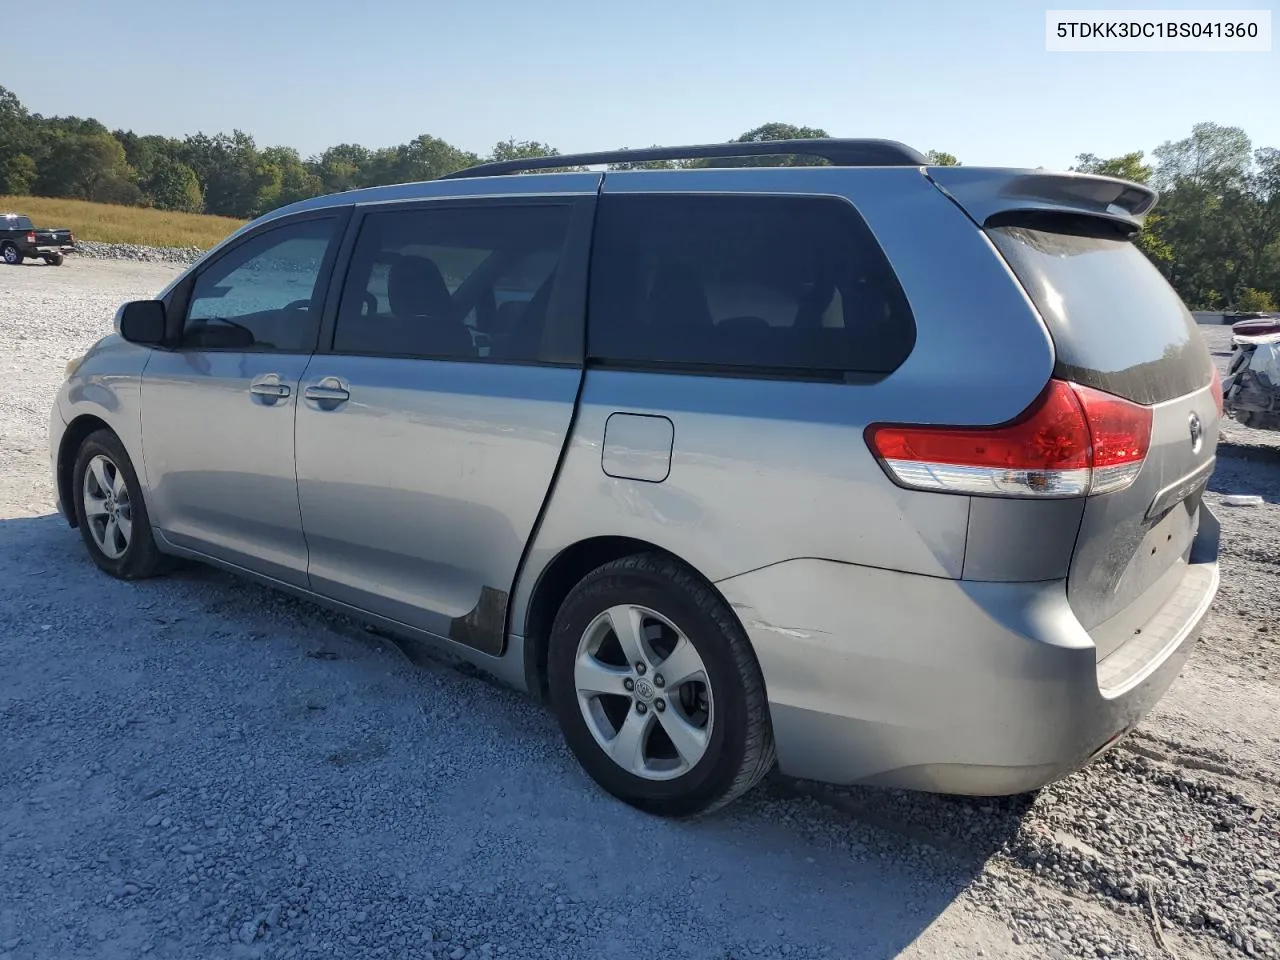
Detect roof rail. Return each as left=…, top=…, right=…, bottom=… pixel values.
left=439, top=139, right=928, bottom=179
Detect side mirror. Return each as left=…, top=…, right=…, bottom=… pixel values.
left=117, top=300, right=167, bottom=346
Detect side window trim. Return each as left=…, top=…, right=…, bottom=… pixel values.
left=315, top=194, right=593, bottom=368
left=169, top=207, right=352, bottom=354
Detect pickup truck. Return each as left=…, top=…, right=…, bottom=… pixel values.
left=1, top=213, right=75, bottom=266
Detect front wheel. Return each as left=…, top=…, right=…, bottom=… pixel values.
left=72, top=430, right=167, bottom=579
left=44, top=253, right=65, bottom=266
left=1, top=244, right=21, bottom=265
left=547, top=553, right=775, bottom=817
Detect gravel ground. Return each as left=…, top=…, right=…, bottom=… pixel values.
left=68, top=241, right=204, bottom=265
left=1, top=259, right=1278, bottom=960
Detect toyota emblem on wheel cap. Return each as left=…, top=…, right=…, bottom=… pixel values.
left=1188, top=411, right=1203, bottom=453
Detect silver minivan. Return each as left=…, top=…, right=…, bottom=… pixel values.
left=50, top=139, right=1221, bottom=816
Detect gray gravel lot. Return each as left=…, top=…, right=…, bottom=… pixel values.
left=1, top=258, right=1278, bottom=960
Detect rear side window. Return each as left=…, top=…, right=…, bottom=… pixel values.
left=989, top=222, right=1212, bottom=404
left=333, top=203, right=573, bottom=363
left=587, top=194, right=915, bottom=378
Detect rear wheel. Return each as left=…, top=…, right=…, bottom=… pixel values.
left=71, top=430, right=167, bottom=580
left=1, top=244, right=21, bottom=265
left=547, top=553, right=775, bottom=817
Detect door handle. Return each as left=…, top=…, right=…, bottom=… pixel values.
left=304, top=376, right=350, bottom=408
left=249, top=374, right=291, bottom=403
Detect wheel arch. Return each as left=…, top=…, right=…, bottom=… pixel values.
left=57, top=414, right=115, bottom=528
left=519, top=535, right=735, bottom=702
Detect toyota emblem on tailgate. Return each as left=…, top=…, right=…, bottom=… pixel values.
left=1188, top=412, right=1203, bottom=453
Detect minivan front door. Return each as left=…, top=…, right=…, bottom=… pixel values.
left=293, top=194, right=595, bottom=654
left=142, top=213, right=345, bottom=586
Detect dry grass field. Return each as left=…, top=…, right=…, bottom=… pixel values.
left=0, top=196, right=244, bottom=249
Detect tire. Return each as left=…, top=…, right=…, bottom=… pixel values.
left=1, top=244, right=21, bottom=265
left=71, top=429, right=167, bottom=580
left=45, top=253, right=65, bottom=266
left=547, top=552, right=776, bottom=817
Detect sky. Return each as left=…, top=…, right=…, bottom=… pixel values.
left=6, top=0, right=1278, bottom=171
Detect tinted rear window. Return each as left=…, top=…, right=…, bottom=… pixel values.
left=587, top=194, right=915, bottom=379
left=989, top=223, right=1211, bottom=404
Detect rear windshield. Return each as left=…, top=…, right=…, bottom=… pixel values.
left=989, top=222, right=1211, bottom=404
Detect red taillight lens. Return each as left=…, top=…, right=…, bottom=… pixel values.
left=866, top=379, right=1151, bottom=498
left=1073, top=381, right=1153, bottom=494
left=1210, top=366, right=1224, bottom=417
left=26, top=231, right=35, bottom=244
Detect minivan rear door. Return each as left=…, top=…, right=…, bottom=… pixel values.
left=293, top=187, right=598, bottom=657
left=986, top=217, right=1217, bottom=653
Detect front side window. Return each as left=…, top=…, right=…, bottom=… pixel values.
left=183, top=217, right=338, bottom=352
left=587, top=194, right=916, bottom=378
left=333, top=203, right=573, bottom=362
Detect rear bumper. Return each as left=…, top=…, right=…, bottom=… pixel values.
left=716, top=508, right=1219, bottom=795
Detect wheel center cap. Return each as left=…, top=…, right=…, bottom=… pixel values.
left=634, top=677, right=656, bottom=702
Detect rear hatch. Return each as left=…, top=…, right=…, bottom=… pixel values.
left=986, top=214, right=1217, bottom=653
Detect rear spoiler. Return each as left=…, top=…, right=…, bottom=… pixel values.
left=925, top=167, right=1158, bottom=234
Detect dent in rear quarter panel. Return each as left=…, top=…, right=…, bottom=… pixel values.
left=511, top=167, right=1061, bottom=634
left=60, top=335, right=153, bottom=491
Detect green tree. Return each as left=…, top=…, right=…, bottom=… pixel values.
left=1072, top=150, right=1152, bottom=184
left=1, top=153, right=37, bottom=194
left=258, top=146, right=323, bottom=211
left=310, top=143, right=372, bottom=193
left=0, top=85, right=27, bottom=138
left=487, top=138, right=586, bottom=173
left=182, top=131, right=275, bottom=218
left=1234, top=147, right=1280, bottom=304
left=490, top=139, right=557, bottom=162
left=692, top=122, right=831, bottom=168
left=1071, top=150, right=1173, bottom=268
left=925, top=150, right=960, bottom=166
left=1153, top=122, right=1252, bottom=190
left=33, top=130, right=134, bottom=201
left=146, top=156, right=203, bottom=212
left=1235, top=287, right=1277, bottom=312
left=607, top=147, right=678, bottom=171
left=0, top=85, right=36, bottom=192
left=1148, top=125, right=1277, bottom=307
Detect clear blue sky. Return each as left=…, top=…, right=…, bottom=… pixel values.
left=7, top=0, right=1277, bottom=170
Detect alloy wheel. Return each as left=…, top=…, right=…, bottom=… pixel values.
left=574, top=604, right=714, bottom=781
left=82, top=454, right=132, bottom=560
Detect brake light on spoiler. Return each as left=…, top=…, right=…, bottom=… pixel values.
left=866, top=379, right=1152, bottom=498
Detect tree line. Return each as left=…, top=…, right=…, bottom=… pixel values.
left=1, top=85, right=1275, bottom=311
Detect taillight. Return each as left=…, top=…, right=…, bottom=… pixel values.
left=866, top=379, right=1152, bottom=498
left=1210, top=366, right=1224, bottom=417
left=26, top=231, right=35, bottom=244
